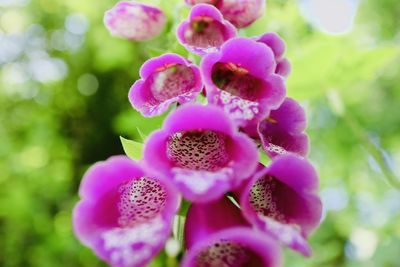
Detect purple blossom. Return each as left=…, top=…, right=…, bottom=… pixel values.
left=185, top=0, right=222, bottom=5
left=239, top=154, right=322, bottom=256
left=129, top=53, right=203, bottom=117
left=258, top=97, right=309, bottom=157
left=182, top=197, right=283, bottom=267
left=176, top=4, right=237, bottom=55
left=104, top=1, right=166, bottom=41
left=256, top=32, right=292, bottom=78
left=143, top=103, right=258, bottom=202
left=73, top=156, right=180, bottom=267
left=185, top=0, right=265, bottom=29
left=218, top=0, right=265, bottom=28
left=201, top=37, right=286, bottom=127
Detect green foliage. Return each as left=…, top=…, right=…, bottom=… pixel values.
left=120, top=136, right=144, bottom=161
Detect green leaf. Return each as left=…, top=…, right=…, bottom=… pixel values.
left=136, top=127, right=147, bottom=142
left=120, top=136, right=143, bottom=161
left=259, top=150, right=271, bottom=166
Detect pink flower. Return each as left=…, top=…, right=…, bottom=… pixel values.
left=104, top=1, right=166, bottom=41
left=73, top=156, right=180, bottom=267
left=177, top=4, right=236, bottom=55
left=129, top=53, right=203, bottom=117
left=143, top=104, right=258, bottom=202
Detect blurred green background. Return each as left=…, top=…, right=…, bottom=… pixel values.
left=0, top=0, right=399, bottom=266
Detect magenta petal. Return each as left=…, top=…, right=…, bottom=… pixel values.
left=182, top=228, right=282, bottom=267
left=163, top=103, right=234, bottom=135
left=253, top=217, right=313, bottom=257
left=256, top=32, right=291, bottom=78
left=143, top=104, right=258, bottom=202
left=73, top=156, right=180, bottom=267
left=177, top=4, right=236, bottom=55
left=129, top=53, right=203, bottom=117
left=79, top=155, right=144, bottom=201
left=201, top=37, right=286, bottom=127
left=256, top=32, right=286, bottom=60
left=184, top=197, right=250, bottom=248
left=266, top=154, right=319, bottom=194
left=269, top=97, right=307, bottom=133
left=260, top=128, right=309, bottom=158
left=104, top=1, right=166, bottom=41
left=183, top=198, right=282, bottom=267
left=215, top=38, right=275, bottom=78
left=275, top=58, right=291, bottom=78
left=240, top=154, right=322, bottom=256
left=219, top=0, right=265, bottom=28
left=186, top=0, right=222, bottom=5
left=258, top=97, right=309, bottom=157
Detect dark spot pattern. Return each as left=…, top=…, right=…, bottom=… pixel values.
left=196, top=240, right=250, bottom=267
left=148, top=64, right=195, bottom=102
left=167, top=130, right=231, bottom=171
left=249, top=176, right=287, bottom=223
left=212, top=62, right=263, bottom=101
left=117, top=177, right=167, bottom=227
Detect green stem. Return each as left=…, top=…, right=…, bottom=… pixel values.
left=327, top=90, right=400, bottom=189
left=343, top=114, right=400, bottom=189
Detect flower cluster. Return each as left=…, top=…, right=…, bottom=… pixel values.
left=75, top=1, right=323, bottom=266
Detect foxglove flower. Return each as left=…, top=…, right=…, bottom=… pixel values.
left=218, top=0, right=266, bottom=28
left=104, top=1, right=166, bottom=41
left=182, top=197, right=282, bottom=267
left=241, top=98, right=308, bottom=156
left=258, top=97, right=309, bottom=157
left=129, top=53, right=203, bottom=117
left=73, top=156, right=180, bottom=267
left=201, top=37, right=286, bottom=127
left=177, top=4, right=236, bottom=55
left=185, top=0, right=221, bottom=5
left=256, top=32, right=292, bottom=78
left=143, top=104, right=258, bottom=202
left=240, top=154, right=322, bottom=256
left=185, top=0, right=265, bottom=29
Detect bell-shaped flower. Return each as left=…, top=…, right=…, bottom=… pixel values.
left=143, top=103, right=258, bottom=202
left=256, top=32, right=292, bottom=78
left=104, top=1, right=166, bottom=41
left=182, top=197, right=283, bottom=267
left=185, top=0, right=265, bottom=29
left=177, top=4, right=236, bottom=55
left=129, top=53, right=203, bottom=117
left=218, top=0, right=265, bottom=28
left=239, top=154, right=322, bottom=256
left=73, top=156, right=180, bottom=267
left=185, top=0, right=222, bottom=5
left=201, top=37, right=286, bottom=127
left=258, top=97, right=309, bottom=157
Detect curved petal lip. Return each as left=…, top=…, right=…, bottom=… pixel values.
left=255, top=216, right=313, bottom=257
left=260, top=131, right=310, bottom=158
left=176, top=4, right=237, bottom=55
left=143, top=104, right=258, bottom=202
left=239, top=154, right=322, bottom=255
left=129, top=53, right=203, bottom=117
left=182, top=227, right=283, bottom=267
left=73, top=156, right=180, bottom=267
left=170, top=167, right=234, bottom=202
left=162, top=103, right=235, bottom=135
